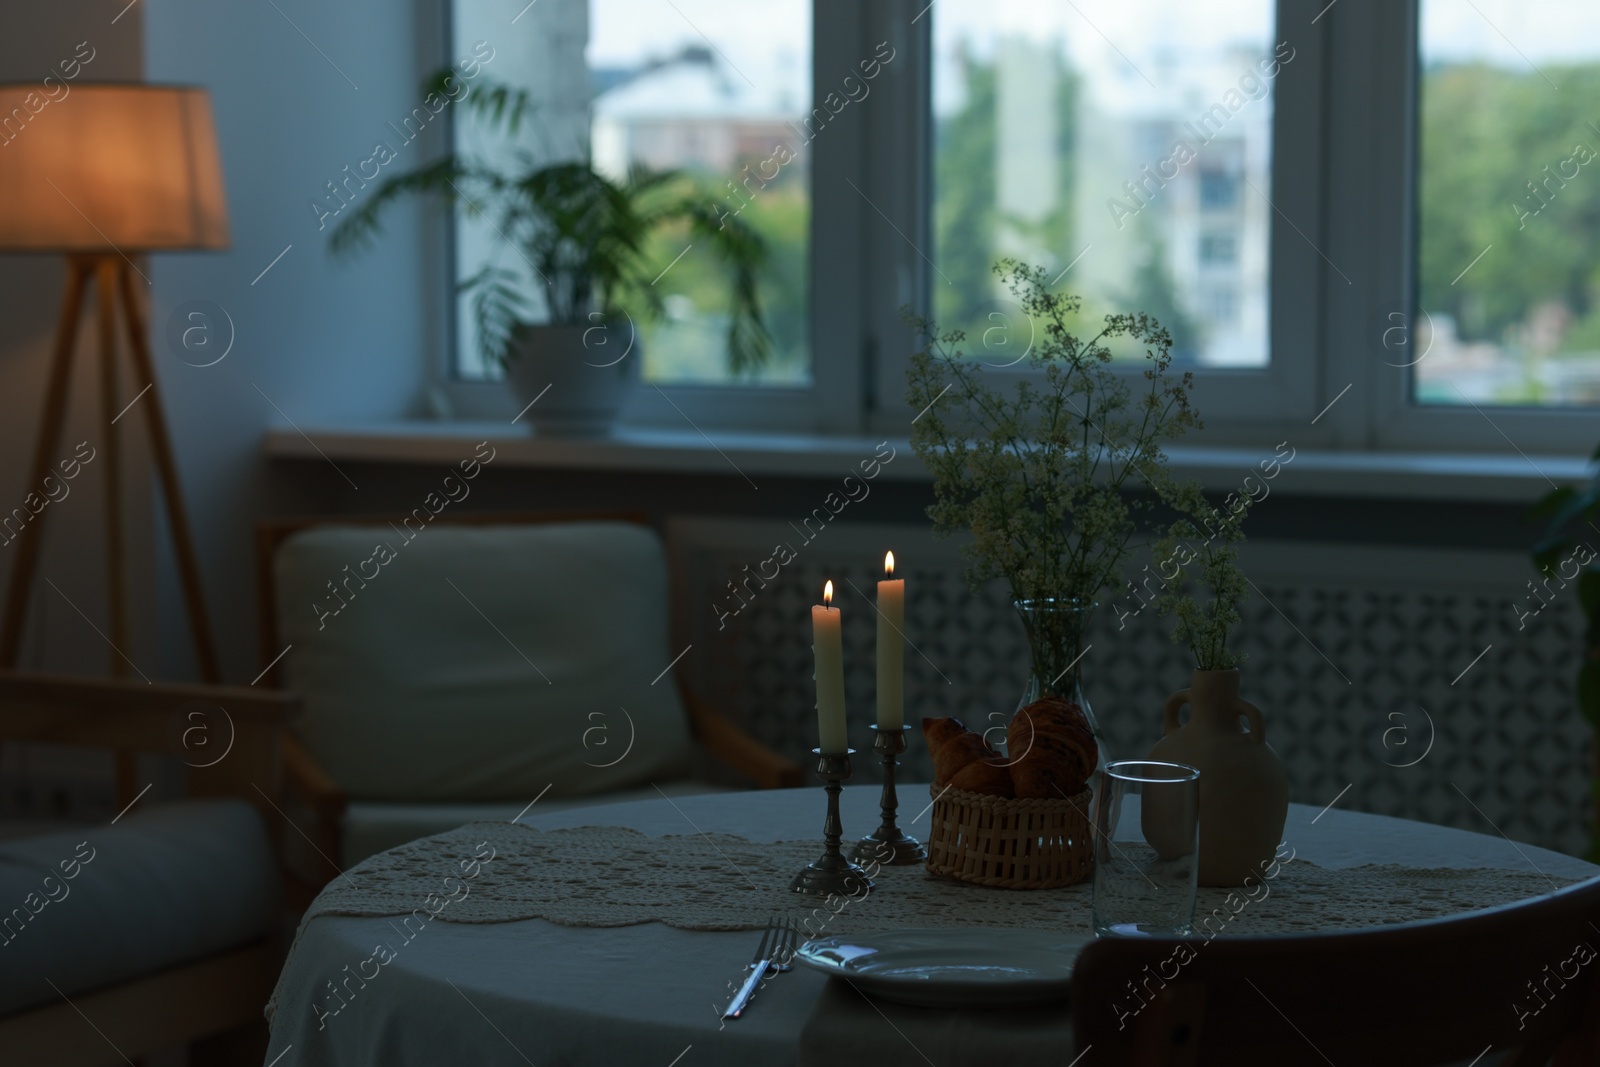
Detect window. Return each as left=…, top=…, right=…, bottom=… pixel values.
left=449, top=0, right=813, bottom=388
left=1199, top=170, right=1240, bottom=210
left=435, top=1, right=1597, bottom=454
left=1203, top=286, right=1239, bottom=323
left=1200, top=233, right=1238, bottom=264
left=929, top=0, right=1279, bottom=370
left=1415, top=0, right=1600, bottom=408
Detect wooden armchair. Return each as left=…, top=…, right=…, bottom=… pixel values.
left=0, top=671, right=299, bottom=1066
left=1071, top=873, right=1600, bottom=1066
left=254, top=510, right=802, bottom=898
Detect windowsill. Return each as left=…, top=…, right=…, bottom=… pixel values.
left=262, top=421, right=1593, bottom=504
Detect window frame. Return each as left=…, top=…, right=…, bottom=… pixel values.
left=428, top=0, right=1600, bottom=457
left=431, top=0, right=867, bottom=434
left=1359, top=0, right=1600, bottom=453
left=866, top=0, right=1331, bottom=443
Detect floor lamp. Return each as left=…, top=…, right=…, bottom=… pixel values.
left=0, top=84, right=228, bottom=701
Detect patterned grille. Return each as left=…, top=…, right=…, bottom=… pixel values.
left=684, top=525, right=1591, bottom=857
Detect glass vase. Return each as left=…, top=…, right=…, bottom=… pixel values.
left=1012, top=597, right=1105, bottom=770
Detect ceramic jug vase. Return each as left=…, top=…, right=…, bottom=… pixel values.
left=1147, top=668, right=1288, bottom=887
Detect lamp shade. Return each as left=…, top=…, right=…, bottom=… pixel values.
left=0, top=83, right=228, bottom=252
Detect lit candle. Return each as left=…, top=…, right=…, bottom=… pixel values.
left=876, top=552, right=905, bottom=731
left=812, top=580, right=848, bottom=753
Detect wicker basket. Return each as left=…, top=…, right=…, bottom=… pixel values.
left=924, top=784, right=1095, bottom=889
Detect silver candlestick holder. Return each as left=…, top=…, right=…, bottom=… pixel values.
left=850, top=725, right=927, bottom=866
left=789, top=749, right=875, bottom=898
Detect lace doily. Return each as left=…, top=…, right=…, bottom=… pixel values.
left=267, top=820, right=1576, bottom=1017
left=300, top=818, right=1577, bottom=933
left=303, top=820, right=1578, bottom=932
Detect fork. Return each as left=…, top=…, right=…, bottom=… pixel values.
left=721, top=916, right=799, bottom=1020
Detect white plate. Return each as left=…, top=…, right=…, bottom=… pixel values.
left=793, top=927, right=1089, bottom=1008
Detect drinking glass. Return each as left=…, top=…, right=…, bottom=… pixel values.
left=1091, top=760, right=1200, bottom=937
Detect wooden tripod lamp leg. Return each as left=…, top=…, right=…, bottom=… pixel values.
left=95, top=259, right=131, bottom=680
left=0, top=256, right=226, bottom=695
left=0, top=257, right=93, bottom=668
left=95, top=258, right=145, bottom=809
left=116, top=261, right=223, bottom=685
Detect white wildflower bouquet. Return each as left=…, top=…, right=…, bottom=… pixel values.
left=906, top=260, right=1200, bottom=688
left=1150, top=479, right=1253, bottom=670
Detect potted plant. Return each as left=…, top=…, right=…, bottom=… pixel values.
left=905, top=260, right=1200, bottom=746
left=1144, top=481, right=1288, bottom=886
left=328, top=75, right=773, bottom=436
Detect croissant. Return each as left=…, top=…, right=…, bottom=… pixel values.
left=922, top=717, right=1014, bottom=797
left=1008, top=697, right=1097, bottom=799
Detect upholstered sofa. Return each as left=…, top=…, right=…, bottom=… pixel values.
left=0, top=673, right=298, bottom=1064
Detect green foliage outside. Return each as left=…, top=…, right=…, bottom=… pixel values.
left=932, top=46, right=1200, bottom=365
left=627, top=170, right=810, bottom=386
left=934, top=47, right=1600, bottom=396
left=1418, top=62, right=1600, bottom=403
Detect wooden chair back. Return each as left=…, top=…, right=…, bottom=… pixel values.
left=0, top=671, right=298, bottom=844
left=1071, top=874, right=1600, bottom=1066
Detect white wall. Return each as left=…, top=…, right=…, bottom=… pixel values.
left=143, top=0, right=436, bottom=679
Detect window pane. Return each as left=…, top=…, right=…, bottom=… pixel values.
left=931, top=0, right=1277, bottom=368
left=451, top=0, right=811, bottom=386
left=1417, top=0, right=1600, bottom=406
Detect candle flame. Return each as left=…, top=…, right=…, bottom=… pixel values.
left=823, top=580, right=833, bottom=607
left=885, top=551, right=895, bottom=576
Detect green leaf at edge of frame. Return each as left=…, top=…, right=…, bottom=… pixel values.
left=1578, top=568, right=1600, bottom=621
left=1578, top=657, right=1600, bottom=730
left=1525, top=485, right=1577, bottom=524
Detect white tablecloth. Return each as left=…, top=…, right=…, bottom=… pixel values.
left=265, top=786, right=1599, bottom=1066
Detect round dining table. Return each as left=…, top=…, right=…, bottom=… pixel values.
left=265, top=785, right=1599, bottom=1066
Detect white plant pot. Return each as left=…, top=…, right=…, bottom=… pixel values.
left=503, top=321, right=641, bottom=438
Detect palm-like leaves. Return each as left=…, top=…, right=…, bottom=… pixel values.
left=328, top=73, right=772, bottom=372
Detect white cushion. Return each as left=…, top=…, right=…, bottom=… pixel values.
left=0, top=800, right=279, bottom=1017
left=275, top=522, right=695, bottom=802
left=340, top=780, right=736, bottom=866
